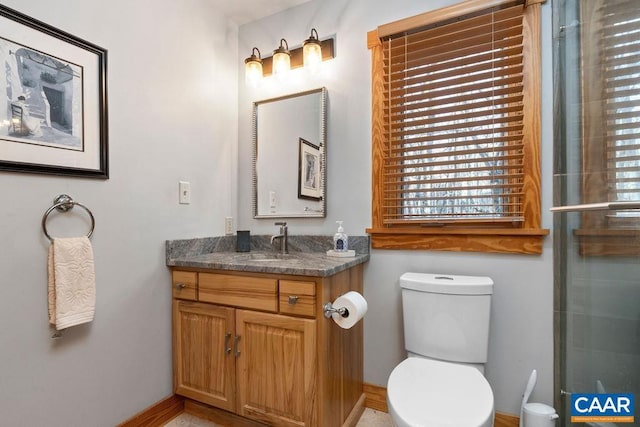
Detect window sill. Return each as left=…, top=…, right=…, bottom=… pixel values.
left=574, top=228, right=640, bottom=257
left=366, top=227, right=550, bottom=255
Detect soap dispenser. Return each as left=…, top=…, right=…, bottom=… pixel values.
left=334, top=221, right=348, bottom=252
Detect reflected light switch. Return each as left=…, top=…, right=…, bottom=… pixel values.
left=269, top=191, right=276, bottom=209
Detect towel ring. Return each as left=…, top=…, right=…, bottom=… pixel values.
left=42, top=194, right=95, bottom=242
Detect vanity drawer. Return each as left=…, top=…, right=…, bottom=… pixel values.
left=172, top=271, right=197, bottom=300
left=279, top=280, right=316, bottom=318
left=199, top=273, right=278, bottom=312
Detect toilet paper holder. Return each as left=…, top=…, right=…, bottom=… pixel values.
left=323, top=302, right=349, bottom=318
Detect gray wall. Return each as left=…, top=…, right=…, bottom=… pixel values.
left=0, top=1, right=238, bottom=425
left=237, top=0, right=555, bottom=416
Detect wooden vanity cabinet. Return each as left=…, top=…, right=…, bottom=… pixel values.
left=171, top=266, right=364, bottom=427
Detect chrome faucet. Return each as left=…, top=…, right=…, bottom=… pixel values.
left=270, top=221, right=288, bottom=254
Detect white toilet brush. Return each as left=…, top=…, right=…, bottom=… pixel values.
left=520, top=369, right=537, bottom=427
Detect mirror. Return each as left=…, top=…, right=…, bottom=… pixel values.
left=253, top=88, right=326, bottom=218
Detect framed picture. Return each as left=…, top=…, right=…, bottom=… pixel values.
left=0, top=5, right=108, bottom=178
left=298, top=138, right=322, bottom=201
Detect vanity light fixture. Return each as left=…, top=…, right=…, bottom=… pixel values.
left=244, top=47, right=263, bottom=87
left=272, top=38, right=291, bottom=78
left=303, top=28, right=322, bottom=74
left=244, top=30, right=335, bottom=84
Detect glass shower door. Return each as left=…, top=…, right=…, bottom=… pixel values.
left=553, top=0, right=640, bottom=425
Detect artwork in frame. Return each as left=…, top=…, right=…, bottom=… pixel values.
left=298, top=137, right=322, bottom=201
left=0, top=5, right=108, bottom=178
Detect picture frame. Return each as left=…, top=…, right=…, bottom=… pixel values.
left=298, top=137, right=322, bottom=201
left=0, top=5, right=108, bottom=178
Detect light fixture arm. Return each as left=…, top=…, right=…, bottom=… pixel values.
left=274, top=38, right=290, bottom=56
left=245, top=47, right=262, bottom=64
left=305, top=28, right=319, bottom=45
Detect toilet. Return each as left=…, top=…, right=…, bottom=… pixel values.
left=387, top=272, right=495, bottom=427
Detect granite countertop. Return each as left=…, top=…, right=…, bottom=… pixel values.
left=166, top=235, right=370, bottom=277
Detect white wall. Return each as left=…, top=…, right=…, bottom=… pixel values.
left=238, top=0, right=555, bottom=416
left=0, top=1, right=238, bottom=425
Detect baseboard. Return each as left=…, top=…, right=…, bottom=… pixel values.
left=363, top=382, right=388, bottom=412
left=117, top=394, right=184, bottom=427
left=343, top=393, right=367, bottom=427
left=363, top=382, right=520, bottom=427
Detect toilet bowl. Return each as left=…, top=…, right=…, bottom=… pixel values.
left=387, top=357, right=494, bottom=427
left=388, top=273, right=495, bottom=427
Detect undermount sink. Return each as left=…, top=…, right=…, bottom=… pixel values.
left=234, top=252, right=297, bottom=262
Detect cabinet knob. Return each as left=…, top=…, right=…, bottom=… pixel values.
left=175, top=283, right=187, bottom=290
left=288, top=295, right=299, bottom=305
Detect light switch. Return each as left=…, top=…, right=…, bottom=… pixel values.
left=179, top=181, right=191, bottom=204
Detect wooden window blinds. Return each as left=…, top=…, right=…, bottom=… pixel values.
left=381, top=2, right=526, bottom=225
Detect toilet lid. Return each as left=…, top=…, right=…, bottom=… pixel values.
left=387, top=358, right=494, bottom=427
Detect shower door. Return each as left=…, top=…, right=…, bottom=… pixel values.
left=553, top=0, right=640, bottom=425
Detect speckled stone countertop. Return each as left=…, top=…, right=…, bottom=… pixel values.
left=166, top=235, right=370, bottom=277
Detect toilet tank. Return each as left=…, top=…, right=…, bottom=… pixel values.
left=400, top=272, right=493, bottom=364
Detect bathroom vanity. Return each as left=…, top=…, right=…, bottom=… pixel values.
left=166, top=236, right=369, bottom=427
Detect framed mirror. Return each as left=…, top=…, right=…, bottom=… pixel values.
left=253, top=87, right=327, bottom=218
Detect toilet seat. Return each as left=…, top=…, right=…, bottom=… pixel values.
left=387, top=357, right=494, bottom=427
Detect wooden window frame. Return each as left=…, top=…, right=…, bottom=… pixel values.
left=366, top=0, right=549, bottom=255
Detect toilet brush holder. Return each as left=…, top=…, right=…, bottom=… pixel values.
left=523, top=403, right=559, bottom=427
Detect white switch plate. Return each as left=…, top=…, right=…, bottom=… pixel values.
left=224, top=217, right=233, bottom=235
left=179, top=181, right=191, bottom=204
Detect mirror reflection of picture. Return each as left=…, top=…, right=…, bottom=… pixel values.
left=298, top=137, right=321, bottom=200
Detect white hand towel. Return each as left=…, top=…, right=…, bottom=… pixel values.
left=47, top=237, right=96, bottom=330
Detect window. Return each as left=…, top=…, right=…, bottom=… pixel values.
left=578, top=0, right=640, bottom=256
left=366, top=0, right=548, bottom=254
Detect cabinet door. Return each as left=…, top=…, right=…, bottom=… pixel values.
left=236, top=310, right=317, bottom=427
left=173, top=301, right=236, bottom=411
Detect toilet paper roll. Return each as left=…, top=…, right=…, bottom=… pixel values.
left=331, top=291, right=368, bottom=329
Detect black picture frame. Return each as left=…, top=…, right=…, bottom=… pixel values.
left=298, top=137, right=322, bottom=201
left=0, top=4, right=108, bottom=178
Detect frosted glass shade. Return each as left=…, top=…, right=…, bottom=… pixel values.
left=272, top=51, right=291, bottom=78
left=303, top=42, right=322, bottom=74
left=245, top=60, right=263, bottom=87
